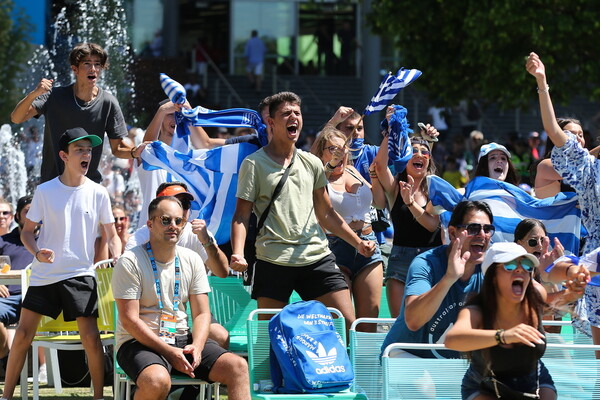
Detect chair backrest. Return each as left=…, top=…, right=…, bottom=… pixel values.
left=382, top=342, right=600, bottom=400
left=349, top=318, right=396, bottom=400
left=382, top=343, right=469, bottom=400
left=246, top=307, right=345, bottom=394
left=207, top=276, right=256, bottom=336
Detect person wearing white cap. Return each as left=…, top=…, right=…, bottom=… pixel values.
left=473, top=142, right=520, bottom=185
left=445, top=242, right=557, bottom=400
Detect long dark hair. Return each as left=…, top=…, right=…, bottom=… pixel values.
left=465, top=263, right=546, bottom=362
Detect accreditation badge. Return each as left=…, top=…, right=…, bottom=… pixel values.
left=158, top=312, right=177, bottom=344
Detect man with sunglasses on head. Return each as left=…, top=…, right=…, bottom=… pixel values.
left=382, top=200, right=494, bottom=359
left=125, top=182, right=230, bottom=348
left=113, top=196, right=250, bottom=400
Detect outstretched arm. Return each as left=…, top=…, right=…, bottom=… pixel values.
left=526, top=52, right=568, bottom=148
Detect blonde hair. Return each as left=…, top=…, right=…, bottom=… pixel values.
left=311, top=126, right=348, bottom=160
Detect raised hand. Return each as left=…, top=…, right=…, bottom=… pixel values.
left=526, top=52, right=546, bottom=80
left=34, top=79, right=53, bottom=97
left=399, top=175, right=416, bottom=206
left=446, top=230, right=470, bottom=282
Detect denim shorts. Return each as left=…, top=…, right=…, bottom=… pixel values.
left=385, top=245, right=434, bottom=283
left=327, top=231, right=383, bottom=280
left=462, top=362, right=556, bottom=400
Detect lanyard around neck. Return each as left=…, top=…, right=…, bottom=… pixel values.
left=145, top=242, right=180, bottom=312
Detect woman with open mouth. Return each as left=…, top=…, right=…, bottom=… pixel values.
left=473, top=142, right=520, bottom=186
left=371, top=111, right=442, bottom=318
left=445, top=242, right=557, bottom=400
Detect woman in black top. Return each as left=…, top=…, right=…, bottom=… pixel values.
left=445, top=242, right=556, bottom=400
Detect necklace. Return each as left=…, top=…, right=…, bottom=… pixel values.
left=72, top=87, right=100, bottom=111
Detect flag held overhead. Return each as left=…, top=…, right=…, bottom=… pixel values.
left=363, top=68, right=422, bottom=116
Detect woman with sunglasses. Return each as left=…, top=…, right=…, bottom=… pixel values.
left=372, top=111, right=442, bottom=317
left=514, top=219, right=588, bottom=333
left=311, top=127, right=386, bottom=329
left=527, top=52, right=600, bottom=350
left=445, top=242, right=557, bottom=400
left=112, top=205, right=131, bottom=256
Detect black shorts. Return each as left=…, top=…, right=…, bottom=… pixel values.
left=251, top=253, right=348, bottom=302
left=117, top=334, right=228, bottom=383
left=22, top=276, right=98, bottom=321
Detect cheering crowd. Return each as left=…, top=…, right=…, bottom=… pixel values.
left=1, top=42, right=600, bottom=400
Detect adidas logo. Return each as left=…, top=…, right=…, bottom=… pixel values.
left=306, top=342, right=337, bottom=366
left=315, top=365, right=346, bottom=375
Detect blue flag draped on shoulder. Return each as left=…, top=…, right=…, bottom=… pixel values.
left=379, top=105, right=413, bottom=174
left=140, top=141, right=260, bottom=244
left=364, top=68, right=422, bottom=115
left=427, top=175, right=582, bottom=255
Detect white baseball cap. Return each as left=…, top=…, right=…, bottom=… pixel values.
left=481, top=242, right=539, bottom=275
left=478, top=142, right=511, bottom=161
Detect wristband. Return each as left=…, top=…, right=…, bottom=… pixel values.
left=35, top=250, right=41, bottom=261
left=406, top=200, right=415, bottom=208
left=495, top=329, right=505, bottom=345
left=130, top=145, right=138, bottom=158
left=202, top=236, right=216, bottom=248
left=537, top=84, right=550, bottom=94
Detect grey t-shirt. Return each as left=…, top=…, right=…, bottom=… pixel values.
left=33, top=84, right=127, bottom=183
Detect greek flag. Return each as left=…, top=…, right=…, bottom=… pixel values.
left=364, top=68, right=422, bottom=115
left=140, top=141, right=260, bottom=244
left=176, top=106, right=268, bottom=147
left=427, top=175, right=582, bottom=255
left=380, top=105, right=413, bottom=173
left=160, top=73, right=186, bottom=104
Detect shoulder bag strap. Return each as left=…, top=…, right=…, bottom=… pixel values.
left=256, top=150, right=296, bottom=232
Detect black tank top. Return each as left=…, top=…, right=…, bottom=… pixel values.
left=390, top=193, right=442, bottom=248
left=471, top=323, right=546, bottom=378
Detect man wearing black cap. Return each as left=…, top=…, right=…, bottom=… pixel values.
left=1, top=128, right=121, bottom=400
left=10, top=42, right=139, bottom=184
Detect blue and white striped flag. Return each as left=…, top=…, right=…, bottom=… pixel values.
left=140, top=141, right=260, bottom=244
left=427, top=175, right=582, bottom=255
left=380, top=105, right=413, bottom=173
left=364, top=68, right=422, bottom=115
left=177, top=106, right=268, bottom=147
left=160, top=73, right=187, bottom=104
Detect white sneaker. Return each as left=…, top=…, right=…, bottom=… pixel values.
left=38, top=364, right=48, bottom=385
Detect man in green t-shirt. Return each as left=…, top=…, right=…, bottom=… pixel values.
left=230, top=91, right=375, bottom=326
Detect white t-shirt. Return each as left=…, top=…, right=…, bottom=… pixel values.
left=136, top=159, right=169, bottom=226
left=112, top=245, right=210, bottom=350
left=125, top=223, right=211, bottom=263
left=27, top=177, right=114, bottom=286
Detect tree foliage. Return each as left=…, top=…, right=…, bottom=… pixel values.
left=0, top=0, right=32, bottom=121
left=368, top=0, right=600, bottom=109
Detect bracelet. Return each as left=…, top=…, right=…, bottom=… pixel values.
left=537, top=84, right=550, bottom=94
left=566, top=264, right=575, bottom=279
left=130, top=145, right=138, bottom=158
left=369, top=170, right=378, bottom=178
left=495, top=329, right=505, bottom=345
left=35, top=250, right=41, bottom=261
left=406, top=200, right=415, bottom=208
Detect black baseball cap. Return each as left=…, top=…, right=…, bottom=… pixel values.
left=59, top=127, right=103, bottom=151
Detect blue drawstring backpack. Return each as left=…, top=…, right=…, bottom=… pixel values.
left=268, top=300, right=354, bottom=393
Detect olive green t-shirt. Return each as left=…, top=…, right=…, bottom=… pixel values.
left=237, top=148, right=330, bottom=266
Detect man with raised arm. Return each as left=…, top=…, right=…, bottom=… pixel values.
left=10, top=42, right=139, bottom=184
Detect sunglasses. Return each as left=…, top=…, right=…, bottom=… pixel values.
left=0, top=211, right=11, bottom=216
left=502, top=258, right=535, bottom=273
left=153, top=215, right=186, bottom=227
left=412, top=147, right=430, bottom=157
left=114, top=216, right=128, bottom=222
left=325, top=145, right=345, bottom=154
left=527, top=237, right=543, bottom=247
left=457, top=223, right=496, bottom=236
